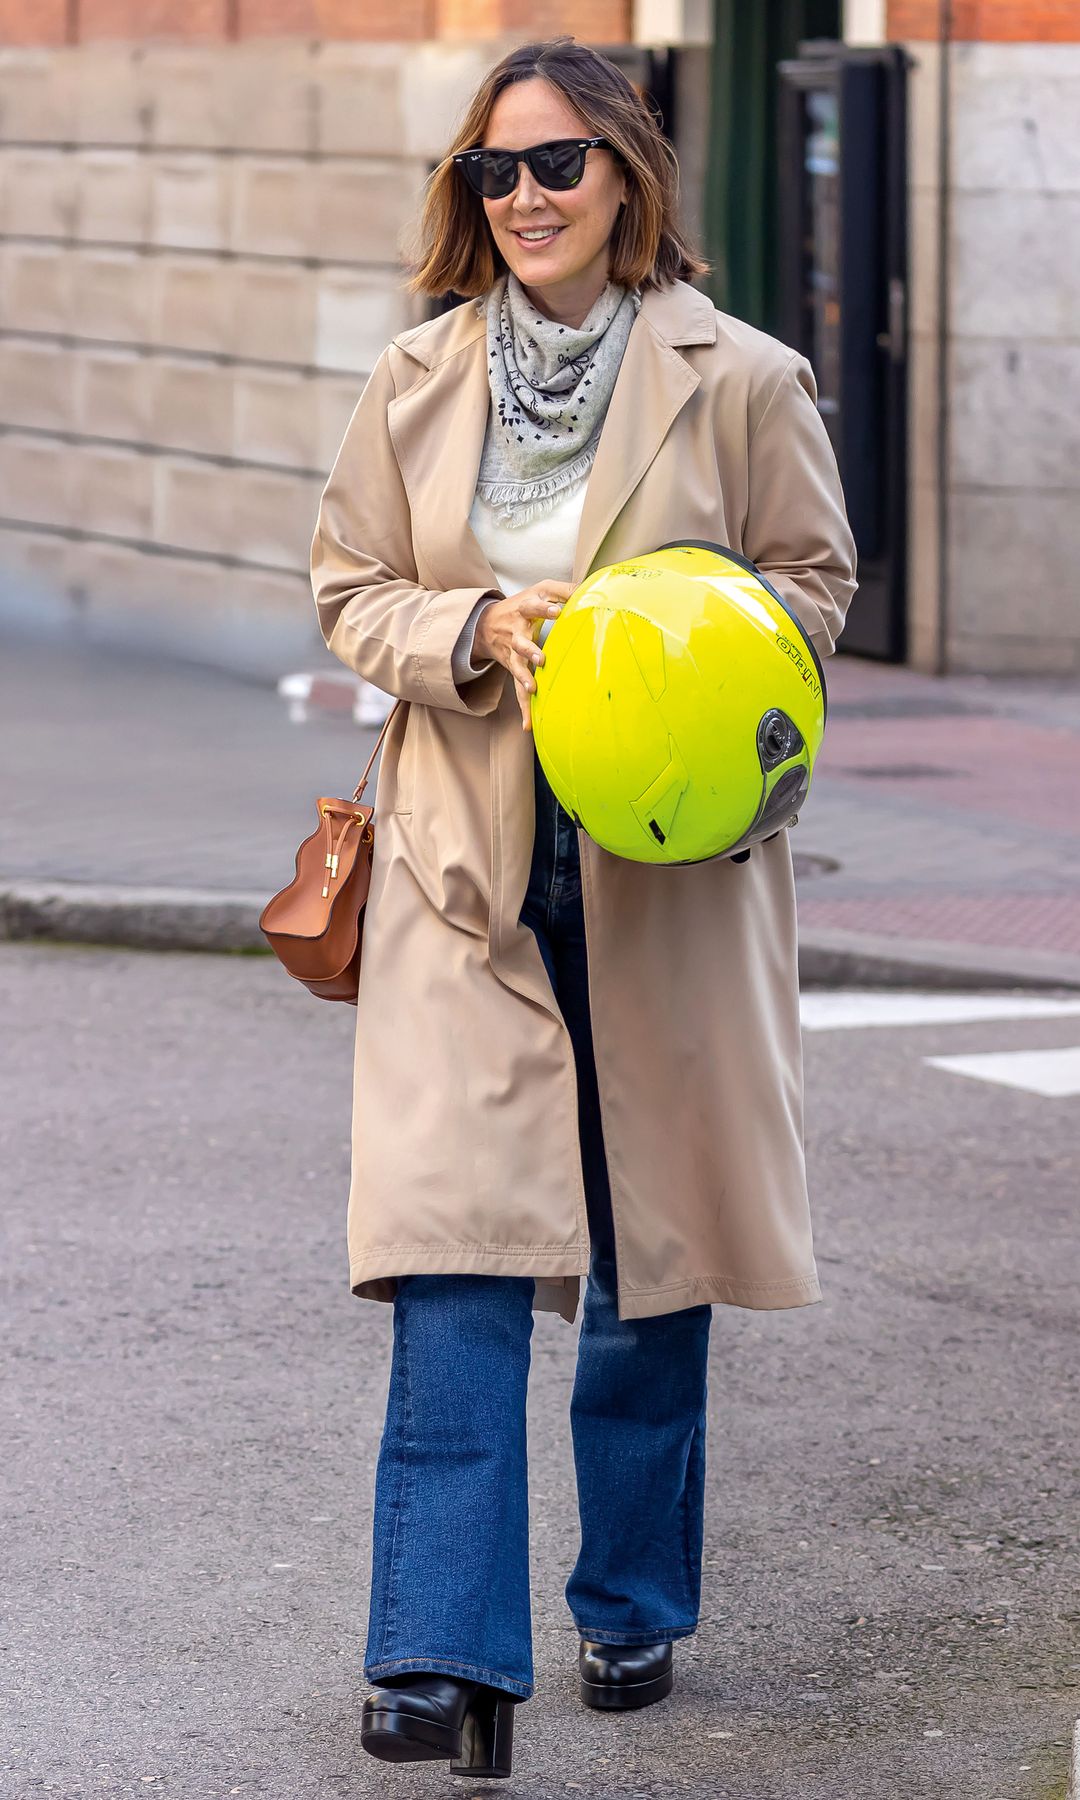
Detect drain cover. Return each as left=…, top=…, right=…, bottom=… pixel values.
left=792, top=853, right=840, bottom=882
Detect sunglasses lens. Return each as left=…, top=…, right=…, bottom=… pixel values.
left=460, top=150, right=518, bottom=198
left=530, top=142, right=587, bottom=189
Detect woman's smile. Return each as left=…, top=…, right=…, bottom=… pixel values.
left=510, top=224, right=566, bottom=247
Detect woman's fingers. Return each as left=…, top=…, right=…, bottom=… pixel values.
left=512, top=632, right=543, bottom=667
left=509, top=650, right=536, bottom=694
left=497, top=583, right=571, bottom=727
left=520, top=598, right=567, bottom=620
left=514, top=673, right=533, bottom=731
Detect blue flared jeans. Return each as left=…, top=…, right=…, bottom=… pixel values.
left=363, top=751, right=713, bottom=1700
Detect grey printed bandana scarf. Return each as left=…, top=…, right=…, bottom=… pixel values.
left=475, top=271, right=641, bottom=527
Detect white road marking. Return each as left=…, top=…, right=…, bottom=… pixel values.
left=799, top=992, right=1080, bottom=1033
left=924, top=1046, right=1080, bottom=1097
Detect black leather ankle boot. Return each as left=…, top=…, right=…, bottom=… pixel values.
left=361, top=1672, right=516, bottom=1776
left=578, top=1639, right=674, bottom=1711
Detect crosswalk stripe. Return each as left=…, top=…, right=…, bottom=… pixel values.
left=924, top=1046, right=1080, bottom=1097
left=799, top=992, right=1080, bottom=1033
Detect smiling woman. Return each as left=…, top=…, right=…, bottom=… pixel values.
left=310, top=30, right=856, bottom=1784
left=411, top=34, right=707, bottom=315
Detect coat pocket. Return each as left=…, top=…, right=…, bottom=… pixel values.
left=383, top=702, right=414, bottom=814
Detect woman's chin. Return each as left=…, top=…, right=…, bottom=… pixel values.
left=506, top=252, right=569, bottom=288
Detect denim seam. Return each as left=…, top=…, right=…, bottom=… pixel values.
left=377, top=1304, right=413, bottom=1662
left=681, top=1406, right=705, bottom=1620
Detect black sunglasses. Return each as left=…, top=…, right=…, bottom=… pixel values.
left=452, top=137, right=613, bottom=200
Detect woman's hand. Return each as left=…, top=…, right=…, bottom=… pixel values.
left=473, top=581, right=573, bottom=731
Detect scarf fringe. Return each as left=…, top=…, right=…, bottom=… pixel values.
left=475, top=444, right=597, bottom=526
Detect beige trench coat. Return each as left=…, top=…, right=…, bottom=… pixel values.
left=311, top=279, right=857, bottom=1324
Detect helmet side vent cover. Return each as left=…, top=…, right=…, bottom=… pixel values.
left=758, top=709, right=804, bottom=771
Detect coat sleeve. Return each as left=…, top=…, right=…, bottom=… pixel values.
left=311, top=348, right=506, bottom=715
left=450, top=595, right=498, bottom=685
left=741, top=353, right=858, bottom=663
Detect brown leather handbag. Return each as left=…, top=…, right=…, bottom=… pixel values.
left=260, top=700, right=402, bottom=1003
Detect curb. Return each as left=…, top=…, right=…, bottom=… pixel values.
left=0, top=879, right=267, bottom=953
left=798, top=926, right=1080, bottom=993
left=4, top=878, right=1080, bottom=991
left=1069, top=1719, right=1080, bottom=1800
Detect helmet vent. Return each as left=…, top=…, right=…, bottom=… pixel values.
left=648, top=819, right=667, bottom=845
left=758, top=709, right=803, bottom=771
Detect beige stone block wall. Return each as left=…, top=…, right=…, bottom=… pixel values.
left=0, top=48, right=72, bottom=140
left=150, top=254, right=235, bottom=352
left=945, top=40, right=1080, bottom=674
left=0, top=147, right=77, bottom=236
left=151, top=156, right=233, bottom=252
left=234, top=367, right=319, bottom=468
left=0, top=339, right=76, bottom=432
left=73, top=346, right=150, bottom=440
left=0, top=435, right=74, bottom=528
left=154, top=457, right=232, bottom=555
left=232, top=262, right=319, bottom=363
left=71, top=443, right=157, bottom=539
left=75, top=150, right=153, bottom=243
left=148, top=358, right=235, bottom=457
left=0, top=37, right=452, bottom=670
left=0, top=242, right=74, bottom=333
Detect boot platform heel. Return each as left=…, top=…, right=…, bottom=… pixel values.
left=450, top=1688, right=516, bottom=1779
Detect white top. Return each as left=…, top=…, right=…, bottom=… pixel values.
left=468, top=482, right=585, bottom=595
left=453, top=482, right=586, bottom=682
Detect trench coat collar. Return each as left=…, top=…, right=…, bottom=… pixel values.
left=387, top=280, right=717, bottom=594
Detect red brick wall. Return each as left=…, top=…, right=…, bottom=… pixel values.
left=79, top=0, right=230, bottom=36
left=0, top=0, right=70, bottom=42
left=889, top=0, right=1080, bottom=37
left=438, top=0, right=630, bottom=34
left=0, top=0, right=629, bottom=43
left=236, top=0, right=436, bottom=35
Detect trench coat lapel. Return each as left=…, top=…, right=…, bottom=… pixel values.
left=386, top=313, right=497, bottom=595
left=572, top=308, right=703, bottom=583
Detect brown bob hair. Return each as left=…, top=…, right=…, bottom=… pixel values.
left=408, top=36, right=709, bottom=299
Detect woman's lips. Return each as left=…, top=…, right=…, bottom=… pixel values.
left=510, top=226, right=565, bottom=250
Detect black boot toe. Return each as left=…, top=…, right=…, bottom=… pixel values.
left=579, top=1639, right=674, bottom=1711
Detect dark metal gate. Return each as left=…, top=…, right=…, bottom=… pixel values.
left=777, top=43, right=909, bottom=661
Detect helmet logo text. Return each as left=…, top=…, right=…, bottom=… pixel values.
left=775, top=633, right=821, bottom=702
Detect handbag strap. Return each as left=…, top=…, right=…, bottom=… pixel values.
left=351, top=698, right=404, bottom=804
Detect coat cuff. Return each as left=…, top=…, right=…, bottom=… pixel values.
left=416, top=587, right=505, bottom=715
left=451, top=596, right=499, bottom=686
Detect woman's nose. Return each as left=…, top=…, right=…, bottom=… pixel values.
left=511, top=164, right=546, bottom=211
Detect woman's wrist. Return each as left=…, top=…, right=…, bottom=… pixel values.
left=471, top=594, right=502, bottom=665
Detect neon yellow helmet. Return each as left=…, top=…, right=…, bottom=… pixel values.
left=531, top=541, right=827, bottom=865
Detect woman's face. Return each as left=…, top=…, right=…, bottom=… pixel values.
left=480, top=77, right=628, bottom=321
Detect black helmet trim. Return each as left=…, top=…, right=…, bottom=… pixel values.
left=653, top=539, right=829, bottom=726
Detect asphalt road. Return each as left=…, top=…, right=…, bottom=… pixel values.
left=2, top=944, right=1078, bottom=1800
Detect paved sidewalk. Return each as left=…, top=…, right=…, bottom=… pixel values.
left=2, top=629, right=1078, bottom=986
left=794, top=657, right=1080, bottom=986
